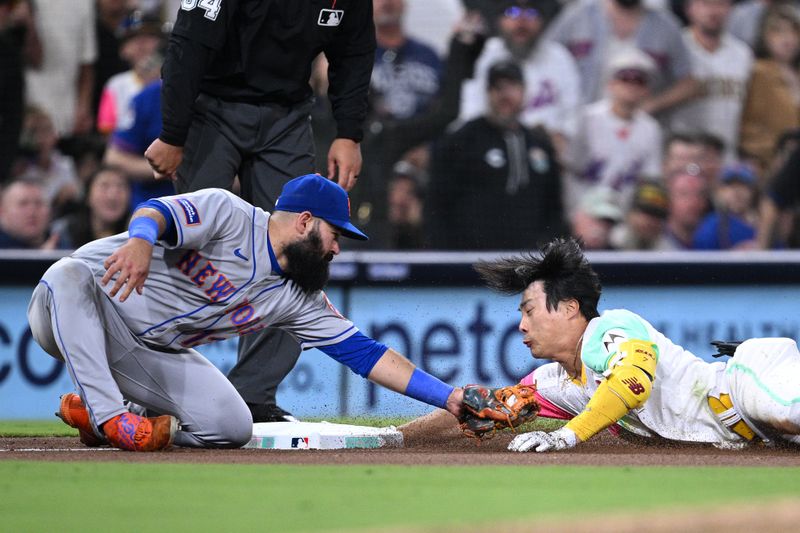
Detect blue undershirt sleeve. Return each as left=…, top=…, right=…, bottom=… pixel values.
left=137, top=199, right=178, bottom=245
left=317, top=331, right=388, bottom=378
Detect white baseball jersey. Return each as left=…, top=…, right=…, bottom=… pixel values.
left=521, top=309, right=800, bottom=445
left=668, top=31, right=753, bottom=159
left=72, top=188, right=356, bottom=351
left=459, top=37, right=582, bottom=138
left=564, top=100, right=662, bottom=213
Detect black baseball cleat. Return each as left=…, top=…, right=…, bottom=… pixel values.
left=247, top=403, right=299, bottom=423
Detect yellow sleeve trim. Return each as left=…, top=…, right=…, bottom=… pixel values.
left=565, top=358, right=655, bottom=442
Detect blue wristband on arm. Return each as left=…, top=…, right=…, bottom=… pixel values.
left=404, top=368, right=455, bottom=409
left=128, top=216, right=160, bottom=245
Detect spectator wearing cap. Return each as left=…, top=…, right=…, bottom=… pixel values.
left=610, top=181, right=672, bottom=250
left=664, top=167, right=711, bottom=248
left=570, top=186, right=624, bottom=250
left=428, top=60, right=566, bottom=249
left=459, top=0, right=581, bottom=156
left=693, top=163, right=758, bottom=249
left=546, top=0, right=698, bottom=120
left=96, top=15, right=166, bottom=136
left=669, top=0, right=753, bottom=161
left=564, top=48, right=662, bottom=215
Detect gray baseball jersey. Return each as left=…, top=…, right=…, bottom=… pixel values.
left=74, top=188, right=357, bottom=351
left=28, top=188, right=368, bottom=449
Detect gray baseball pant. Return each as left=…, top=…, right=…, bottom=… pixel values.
left=27, top=258, right=252, bottom=448
left=176, top=94, right=316, bottom=408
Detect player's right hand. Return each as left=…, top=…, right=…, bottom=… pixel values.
left=101, top=238, right=154, bottom=302
left=144, top=139, right=183, bottom=181
left=508, top=427, right=578, bottom=453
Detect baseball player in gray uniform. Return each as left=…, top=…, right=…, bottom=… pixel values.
left=27, top=174, right=464, bottom=451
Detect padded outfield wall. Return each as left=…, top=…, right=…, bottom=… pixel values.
left=1, top=250, right=799, bottom=419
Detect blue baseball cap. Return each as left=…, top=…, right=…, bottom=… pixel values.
left=274, top=174, right=368, bottom=241
left=721, top=163, right=757, bottom=187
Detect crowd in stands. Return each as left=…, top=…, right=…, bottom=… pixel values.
left=2, top=0, right=800, bottom=251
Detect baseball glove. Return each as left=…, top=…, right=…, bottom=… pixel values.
left=459, top=384, right=540, bottom=440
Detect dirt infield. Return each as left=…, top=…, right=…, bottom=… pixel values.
left=5, top=428, right=797, bottom=533
left=2, top=427, right=800, bottom=465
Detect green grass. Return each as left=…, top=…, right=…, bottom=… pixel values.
left=0, top=462, right=798, bottom=532
left=1, top=420, right=796, bottom=532
left=0, top=420, right=76, bottom=437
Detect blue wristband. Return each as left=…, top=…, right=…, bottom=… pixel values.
left=404, top=368, right=454, bottom=409
left=128, top=217, right=159, bottom=245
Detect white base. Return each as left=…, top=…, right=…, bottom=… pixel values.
left=245, top=421, right=404, bottom=450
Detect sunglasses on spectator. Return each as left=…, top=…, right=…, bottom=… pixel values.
left=504, top=6, right=539, bottom=20
left=614, top=68, right=649, bottom=86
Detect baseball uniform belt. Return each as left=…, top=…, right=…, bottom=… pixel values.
left=708, top=393, right=756, bottom=441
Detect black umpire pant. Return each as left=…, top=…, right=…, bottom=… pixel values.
left=176, top=93, right=315, bottom=410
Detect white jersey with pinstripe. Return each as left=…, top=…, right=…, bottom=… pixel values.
left=522, top=309, right=800, bottom=445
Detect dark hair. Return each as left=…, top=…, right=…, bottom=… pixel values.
left=663, top=131, right=701, bottom=152
left=754, top=4, right=800, bottom=61
left=66, top=166, right=131, bottom=247
left=695, top=131, right=725, bottom=154
left=473, top=237, right=601, bottom=319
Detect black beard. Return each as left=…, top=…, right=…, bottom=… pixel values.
left=502, top=35, right=538, bottom=61
left=283, top=229, right=331, bottom=294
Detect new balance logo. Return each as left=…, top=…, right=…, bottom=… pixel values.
left=621, top=377, right=646, bottom=395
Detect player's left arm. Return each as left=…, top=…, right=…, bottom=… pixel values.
left=101, top=206, right=170, bottom=302
left=316, top=331, right=463, bottom=417
left=369, top=348, right=464, bottom=417
left=510, top=319, right=659, bottom=452
left=564, top=338, right=658, bottom=442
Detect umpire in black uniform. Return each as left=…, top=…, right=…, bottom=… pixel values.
left=144, top=0, right=376, bottom=422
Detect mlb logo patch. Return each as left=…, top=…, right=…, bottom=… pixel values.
left=291, top=437, right=310, bottom=449
left=318, top=9, right=343, bottom=26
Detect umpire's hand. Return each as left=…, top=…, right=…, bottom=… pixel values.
left=145, top=139, right=183, bottom=181
left=327, top=138, right=362, bottom=191
left=101, top=238, right=154, bottom=303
